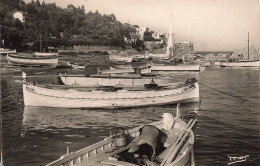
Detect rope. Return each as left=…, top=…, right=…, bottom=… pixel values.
left=198, top=82, right=247, bottom=102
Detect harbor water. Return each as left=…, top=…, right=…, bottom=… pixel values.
left=1, top=67, right=259, bottom=166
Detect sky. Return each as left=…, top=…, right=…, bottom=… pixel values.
left=24, top=0, right=260, bottom=51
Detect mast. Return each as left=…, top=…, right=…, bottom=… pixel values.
left=0, top=108, right=3, bottom=166
left=171, top=12, right=174, bottom=60
left=40, top=34, right=42, bottom=52
left=166, top=12, right=174, bottom=60
left=248, top=32, right=249, bottom=60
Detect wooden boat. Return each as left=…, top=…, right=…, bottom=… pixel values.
left=101, top=67, right=152, bottom=74
left=110, top=55, right=133, bottom=63
left=34, top=51, right=59, bottom=57
left=7, top=54, right=58, bottom=68
left=220, top=33, right=260, bottom=67
left=23, top=72, right=199, bottom=108
left=151, top=63, right=201, bottom=72
left=58, top=73, right=176, bottom=86
left=220, top=60, right=260, bottom=67
left=0, top=48, right=16, bottom=55
left=46, top=104, right=196, bottom=166
left=148, top=14, right=201, bottom=72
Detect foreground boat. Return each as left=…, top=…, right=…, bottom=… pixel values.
left=23, top=72, right=199, bottom=108
left=46, top=104, right=196, bottom=166
left=220, top=60, right=260, bottom=67
left=58, top=73, right=176, bottom=86
left=7, top=54, right=58, bottom=68
left=35, top=51, right=59, bottom=57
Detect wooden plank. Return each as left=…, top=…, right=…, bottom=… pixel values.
left=101, top=159, right=138, bottom=166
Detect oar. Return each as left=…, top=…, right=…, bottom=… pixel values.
left=164, top=119, right=197, bottom=165
left=159, top=119, right=194, bottom=166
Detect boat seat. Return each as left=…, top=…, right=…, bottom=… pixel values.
left=101, top=159, right=138, bottom=166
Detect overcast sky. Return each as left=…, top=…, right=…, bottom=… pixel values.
left=24, top=0, right=260, bottom=51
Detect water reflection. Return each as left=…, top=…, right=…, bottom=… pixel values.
left=22, top=103, right=200, bottom=134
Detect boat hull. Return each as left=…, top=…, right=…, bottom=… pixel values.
left=0, top=49, right=16, bottom=54
left=101, top=67, right=151, bottom=74
left=220, top=60, right=260, bottom=67
left=59, top=75, right=175, bottom=86
left=23, top=82, right=199, bottom=108
left=151, top=63, right=200, bottom=71
left=7, top=54, right=58, bottom=68
left=46, top=118, right=195, bottom=166
left=35, top=52, right=59, bottom=57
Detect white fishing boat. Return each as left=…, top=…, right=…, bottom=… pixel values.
left=101, top=67, right=152, bottom=74
left=147, top=14, right=173, bottom=60
left=151, top=63, right=200, bottom=72
left=34, top=51, right=59, bottom=57
left=7, top=54, right=58, bottom=68
left=148, top=14, right=201, bottom=72
left=0, top=48, right=16, bottom=55
left=23, top=72, right=199, bottom=108
left=220, top=33, right=260, bottom=67
left=46, top=104, right=196, bottom=166
left=110, top=55, right=133, bottom=63
left=220, top=60, right=260, bottom=67
left=58, top=73, right=176, bottom=86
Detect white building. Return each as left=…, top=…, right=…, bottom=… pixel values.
left=13, top=11, right=24, bottom=22
left=152, top=31, right=161, bottom=40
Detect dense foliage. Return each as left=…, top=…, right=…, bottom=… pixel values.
left=0, top=0, right=138, bottom=50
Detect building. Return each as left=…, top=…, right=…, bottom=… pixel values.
left=174, top=42, right=194, bottom=55
left=152, top=32, right=160, bottom=40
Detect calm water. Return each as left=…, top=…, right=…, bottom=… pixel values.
left=1, top=67, right=259, bottom=166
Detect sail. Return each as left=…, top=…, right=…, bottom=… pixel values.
left=165, top=15, right=173, bottom=60
left=148, top=14, right=174, bottom=60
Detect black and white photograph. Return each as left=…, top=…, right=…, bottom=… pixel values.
left=0, top=0, right=259, bottom=165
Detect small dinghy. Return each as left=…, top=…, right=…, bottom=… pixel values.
left=7, top=54, right=58, bottom=68
left=46, top=104, right=196, bottom=166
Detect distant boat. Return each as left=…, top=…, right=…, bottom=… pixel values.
left=220, top=60, right=260, bottom=67
left=0, top=48, right=16, bottom=55
left=101, top=66, right=152, bottom=74
left=151, top=63, right=201, bottom=72
left=46, top=104, right=196, bottom=166
left=23, top=72, right=199, bottom=108
left=110, top=55, right=133, bottom=63
left=147, top=14, right=173, bottom=60
left=220, top=33, right=260, bottom=67
left=148, top=14, right=201, bottom=72
left=58, top=73, right=176, bottom=86
left=7, top=54, right=58, bottom=68
left=34, top=51, right=59, bottom=57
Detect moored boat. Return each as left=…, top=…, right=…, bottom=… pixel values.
left=7, top=54, right=58, bottom=68
left=23, top=72, right=199, bottom=108
left=34, top=51, right=59, bottom=57
left=148, top=13, right=201, bottom=72
left=58, top=73, right=176, bottom=86
left=220, top=33, right=260, bottom=67
left=110, top=55, right=133, bottom=63
left=220, top=59, right=260, bottom=67
left=46, top=104, right=196, bottom=166
left=0, top=48, right=16, bottom=55
left=151, top=63, right=201, bottom=72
